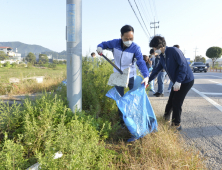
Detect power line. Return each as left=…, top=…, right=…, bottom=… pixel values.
left=147, top=0, right=155, bottom=18
left=127, top=0, right=150, bottom=38
left=152, top=0, right=158, bottom=20
left=137, top=0, right=152, bottom=25
left=133, top=0, right=151, bottom=37
left=141, top=0, right=153, bottom=21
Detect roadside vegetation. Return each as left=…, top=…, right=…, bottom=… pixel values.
left=0, top=58, right=206, bottom=169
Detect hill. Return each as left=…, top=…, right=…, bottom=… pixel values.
left=0, top=42, right=66, bottom=59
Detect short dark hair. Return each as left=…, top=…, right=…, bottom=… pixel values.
left=173, top=45, right=180, bottom=48
left=120, top=25, right=134, bottom=36
left=91, top=52, right=95, bottom=57
left=150, top=49, right=154, bottom=54
left=149, top=36, right=166, bottom=49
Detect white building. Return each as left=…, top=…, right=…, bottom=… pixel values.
left=0, top=46, right=22, bottom=61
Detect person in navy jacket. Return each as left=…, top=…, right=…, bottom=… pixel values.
left=97, top=25, right=149, bottom=128
left=149, top=35, right=194, bottom=130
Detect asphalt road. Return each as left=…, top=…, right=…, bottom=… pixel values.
left=149, top=72, right=222, bottom=170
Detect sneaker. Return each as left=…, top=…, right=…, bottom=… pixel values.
left=167, top=89, right=171, bottom=93
left=156, top=93, right=164, bottom=97
left=153, top=92, right=160, bottom=96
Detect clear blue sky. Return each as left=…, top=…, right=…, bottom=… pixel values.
left=1, top=0, right=222, bottom=60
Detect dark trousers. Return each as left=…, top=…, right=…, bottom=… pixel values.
left=115, top=77, right=134, bottom=124
left=165, top=80, right=194, bottom=125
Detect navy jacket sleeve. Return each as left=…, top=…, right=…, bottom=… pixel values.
left=173, top=48, right=188, bottom=83
left=135, top=47, right=149, bottom=78
left=97, top=39, right=118, bottom=49
left=148, top=61, right=163, bottom=82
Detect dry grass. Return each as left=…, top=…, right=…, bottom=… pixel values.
left=0, top=66, right=66, bottom=95
left=107, top=117, right=206, bottom=170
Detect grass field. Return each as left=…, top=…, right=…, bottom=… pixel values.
left=0, top=65, right=66, bottom=95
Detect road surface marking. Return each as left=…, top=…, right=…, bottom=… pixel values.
left=201, top=92, right=222, bottom=95
left=191, top=88, right=222, bottom=112
left=194, top=74, right=221, bottom=78
left=209, top=80, right=222, bottom=86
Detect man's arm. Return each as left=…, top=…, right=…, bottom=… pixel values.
left=135, top=47, right=149, bottom=78
left=149, top=62, right=163, bottom=82
left=97, top=39, right=118, bottom=50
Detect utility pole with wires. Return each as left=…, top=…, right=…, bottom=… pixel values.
left=150, top=17, right=159, bottom=36
left=183, top=49, right=186, bottom=56
left=194, top=47, right=198, bottom=62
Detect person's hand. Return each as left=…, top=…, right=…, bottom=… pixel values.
left=141, top=77, right=149, bottom=88
left=96, top=47, right=103, bottom=56
left=173, top=82, right=181, bottom=91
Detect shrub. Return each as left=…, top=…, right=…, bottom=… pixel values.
left=3, top=61, right=10, bottom=67
left=11, top=62, right=18, bottom=68
left=48, top=63, right=57, bottom=68
left=27, top=62, right=33, bottom=68
left=0, top=91, right=116, bottom=169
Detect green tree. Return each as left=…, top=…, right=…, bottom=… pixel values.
left=195, top=55, right=206, bottom=63
left=0, top=51, right=9, bottom=61
left=39, top=54, right=49, bottom=64
left=53, top=60, right=59, bottom=64
left=25, top=52, right=36, bottom=65
left=206, top=47, right=222, bottom=67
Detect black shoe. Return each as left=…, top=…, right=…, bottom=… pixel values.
left=156, top=93, right=164, bottom=97
left=153, top=92, right=160, bottom=96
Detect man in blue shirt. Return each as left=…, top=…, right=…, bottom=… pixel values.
left=148, top=36, right=194, bottom=130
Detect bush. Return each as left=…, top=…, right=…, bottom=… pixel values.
left=18, top=63, right=26, bottom=68
left=11, top=62, right=18, bottom=68
left=27, top=62, right=33, bottom=68
left=3, top=61, right=10, bottom=67
left=48, top=63, right=57, bottom=68
left=0, top=91, right=116, bottom=169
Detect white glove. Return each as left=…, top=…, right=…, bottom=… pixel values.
left=141, top=77, right=149, bottom=88
left=96, top=47, right=103, bottom=56
left=173, top=82, right=181, bottom=91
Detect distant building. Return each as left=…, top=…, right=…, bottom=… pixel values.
left=0, top=46, right=22, bottom=61
left=0, top=46, right=12, bottom=54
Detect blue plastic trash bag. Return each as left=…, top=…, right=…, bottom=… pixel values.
left=106, top=76, right=158, bottom=142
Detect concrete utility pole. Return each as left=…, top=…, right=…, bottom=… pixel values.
left=183, top=49, right=186, bottom=56
left=150, top=17, right=159, bottom=36
left=66, top=0, right=82, bottom=112
left=194, top=47, right=198, bottom=62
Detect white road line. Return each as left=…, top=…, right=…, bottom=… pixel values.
left=191, top=88, right=222, bottom=112
left=194, top=74, right=221, bottom=79
left=209, top=80, right=222, bottom=86
left=202, top=92, right=222, bottom=95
